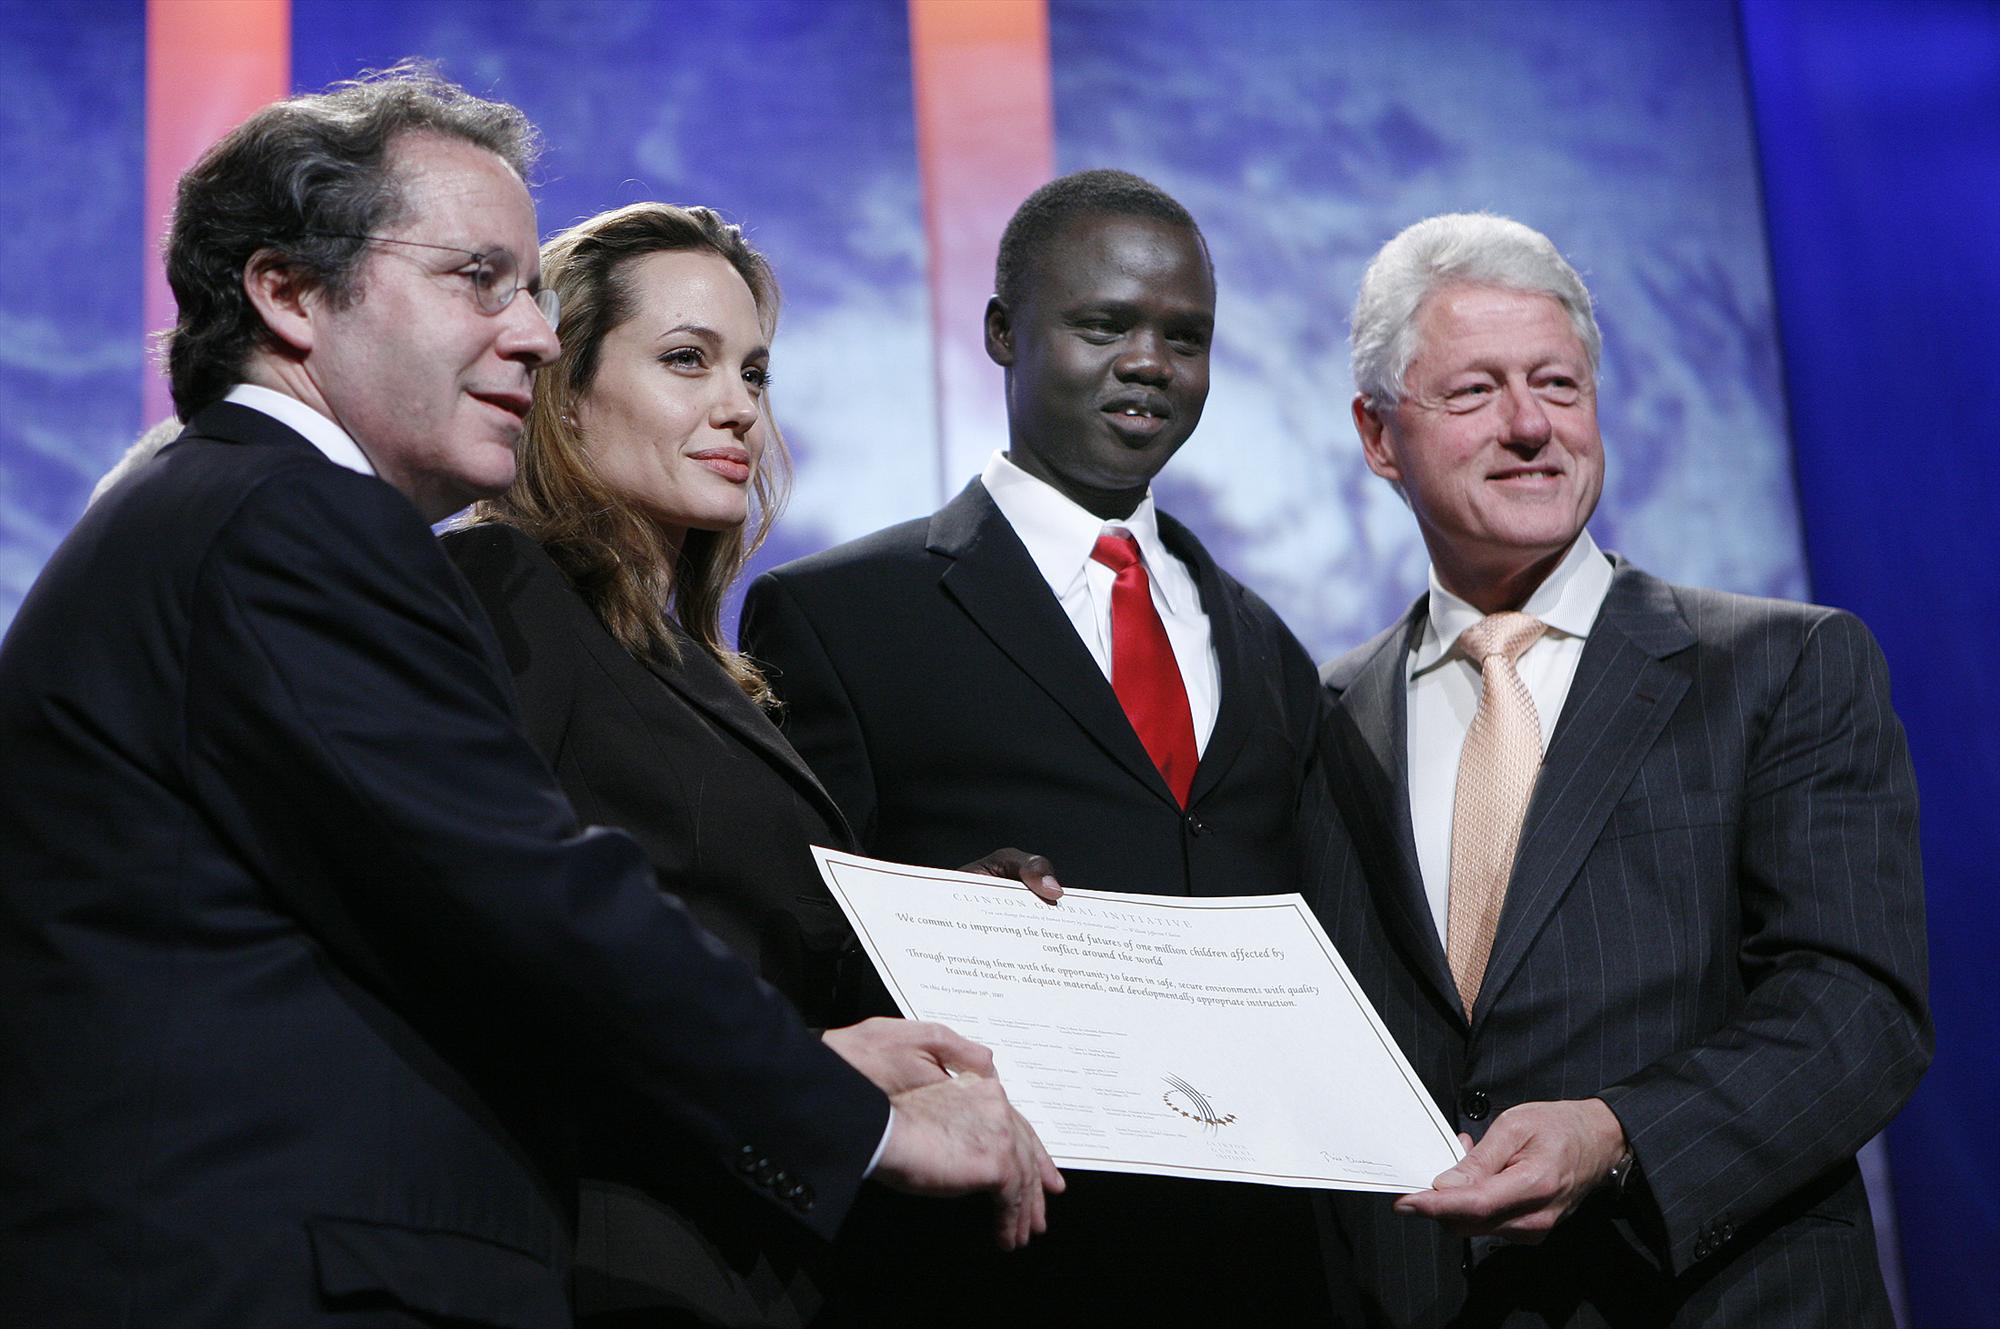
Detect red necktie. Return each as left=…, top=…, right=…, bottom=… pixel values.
left=1091, top=532, right=1199, bottom=806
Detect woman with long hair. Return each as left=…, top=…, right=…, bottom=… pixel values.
left=442, top=203, right=1056, bottom=1327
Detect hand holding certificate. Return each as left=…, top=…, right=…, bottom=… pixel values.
left=815, top=847, right=1463, bottom=1193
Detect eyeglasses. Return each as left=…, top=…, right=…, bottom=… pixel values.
left=310, top=233, right=561, bottom=333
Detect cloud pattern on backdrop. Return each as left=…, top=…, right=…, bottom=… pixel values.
left=1051, top=0, right=1806, bottom=655
left=0, top=0, right=1804, bottom=658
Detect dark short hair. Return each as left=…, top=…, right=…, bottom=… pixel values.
left=162, top=60, right=539, bottom=418
left=993, top=168, right=1207, bottom=308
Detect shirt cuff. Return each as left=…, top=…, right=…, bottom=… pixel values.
left=863, top=1105, right=894, bottom=1179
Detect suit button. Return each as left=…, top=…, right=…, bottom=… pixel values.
left=1694, top=1239, right=1711, bottom=1260
left=770, top=1170, right=791, bottom=1193
left=1460, top=1090, right=1489, bottom=1121
left=791, top=1183, right=815, bottom=1212
left=1719, top=1220, right=1734, bottom=1242
left=735, top=1146, right=760, bottom=1175
left=754, top=1159, right=777, bottom=1185
left=1185, top=814, right=1208, bottom=836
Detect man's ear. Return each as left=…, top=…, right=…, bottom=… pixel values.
left=242, top=249, right=318, bottom=357
left=984, top=295, right=1013, bottom=367
left=1353, top=393, right=1402, bottom=483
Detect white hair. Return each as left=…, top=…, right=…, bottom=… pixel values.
left=88, top=416, right=183, bottom=508
left=1349, top=213, right=1601, bottom=406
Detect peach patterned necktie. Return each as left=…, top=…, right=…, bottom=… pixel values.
left=1446, top=611, right=1549, bottom=1019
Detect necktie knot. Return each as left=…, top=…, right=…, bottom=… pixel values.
left=1091, top=531, right=1142, bottom=575
left=1458, top=612, right=1547, bottom=667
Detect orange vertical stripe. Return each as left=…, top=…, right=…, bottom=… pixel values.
left=144, top=0, right=291, bottom=422
left=908, top=0, right=1055, bottom=496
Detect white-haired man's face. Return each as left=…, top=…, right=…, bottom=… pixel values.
left=1353, top=283, right=1603, bottom=611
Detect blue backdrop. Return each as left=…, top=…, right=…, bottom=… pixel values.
left=1741, top=3, right=2000, bottom=1323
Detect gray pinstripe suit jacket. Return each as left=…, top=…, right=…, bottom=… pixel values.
left=1312, top=557, right=1929, bottom=1328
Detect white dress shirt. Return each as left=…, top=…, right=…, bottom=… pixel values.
left=982, top=451, right=1220, bottom=752
left=224, top=383, right=377, bottom=477
left=1406, top=531, right=1615, bottom=942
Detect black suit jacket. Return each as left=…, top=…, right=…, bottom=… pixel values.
left=740, top=479, right=1323, bottom=896
left=739, top=478, right=1344, bottom=1324
left=0, top=405, right=887, bottom=1329
left=444, top=522, right=864, bottom=1327
left=1315, top=557, right=1930, bottom=1328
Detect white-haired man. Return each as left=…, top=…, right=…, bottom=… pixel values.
left=1315, top=213, right=1928, bottom=1326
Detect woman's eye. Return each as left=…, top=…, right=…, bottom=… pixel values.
left=744, top=366, right=771, bottom=390
left=660, top=348, right=704, bottom=370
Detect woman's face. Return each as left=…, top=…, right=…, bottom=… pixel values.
left=577, top=249, right=770, bottom=542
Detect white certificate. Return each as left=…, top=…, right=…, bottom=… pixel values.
left=814, top=847, right=1464, bottom=1193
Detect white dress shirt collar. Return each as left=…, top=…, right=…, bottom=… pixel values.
left=223, top=383, right=377, bottom=478
left=1401, top=530, right=1614, bottom=941
left=981, top=450, right=1195, bottom=613
left=1411, top=530, right=1613, bottom=678
left=978, top=449, right=1219, bottom=753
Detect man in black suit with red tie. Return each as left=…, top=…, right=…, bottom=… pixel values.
left=741, top=170, right=1347, bottom=1324
left=0, top=67, right=1057, bottom=1329
left=1315, top=212, right=1929, bottom=1326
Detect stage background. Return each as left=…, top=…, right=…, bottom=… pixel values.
left=0, top=2, right=1991, bottom=1323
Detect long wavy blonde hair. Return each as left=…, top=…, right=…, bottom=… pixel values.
left=468, top=202, right=792, bottom=702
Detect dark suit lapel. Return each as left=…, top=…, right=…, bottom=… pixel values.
left=929, top=481, right=1178, bottom=806
left=1327, top=603, right=1462, bottom=1016
left=1162, top=517, right=1251, bottom=809
left=640, top=639, right=855, bottom=844
left=1473, top=562, right=1695, bottom=1022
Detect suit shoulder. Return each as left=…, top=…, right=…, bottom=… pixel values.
left=1200, top=560, right=1319, bottom=683
left=1632, top=568, right=1869, bottom=649
left=1319, top=617, right=1411, bottom=694
left=756, top=515, right=934, bottom=590
left=1609, top=566, right=1893, bottom=706
left=1201, top=554, right=1279, bottom=623
left=1155, top=511, right=1308, bottom=648
left=224, top=460, right=437, bottom=567
left=438, top=521, right=566, bottom=598
left=436, top=523, right=612, bottom=668
left=107, top=439, right=422, bottom=579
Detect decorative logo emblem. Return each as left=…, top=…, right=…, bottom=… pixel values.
left=1161, top=1074, right=1236, bottom=1128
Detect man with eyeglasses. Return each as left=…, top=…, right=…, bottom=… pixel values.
left=0, top=66, right=1059, bottom=1329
